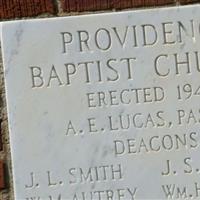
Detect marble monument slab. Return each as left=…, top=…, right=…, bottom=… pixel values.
left=1, top=4, right=200, bottom=200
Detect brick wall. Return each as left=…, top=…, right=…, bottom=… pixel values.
left=0, top=0, right=199, bottom=199
left=0, top=0, right=199, bottom=20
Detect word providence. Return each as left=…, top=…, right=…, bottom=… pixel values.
left=30, top=20, right=200, bottom=88
left=60, top=20, right=199, bottom=53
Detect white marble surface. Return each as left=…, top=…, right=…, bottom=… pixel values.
left=1, top=5, right=200, bottom=199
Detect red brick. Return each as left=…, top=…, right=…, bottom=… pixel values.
left=179, top=0, right=200, bottom=4
left=0, top=161, right=4, bottom=190
left=0, top=0, right=55, bottom=20
left=0, top=120, right=2, bottom=151
left=61, top=0, right=175, bottom=12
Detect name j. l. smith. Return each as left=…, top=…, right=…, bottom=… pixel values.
left=29, top=19, right=200, bottom=89
left=24, top=164, right=138, bottom=200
